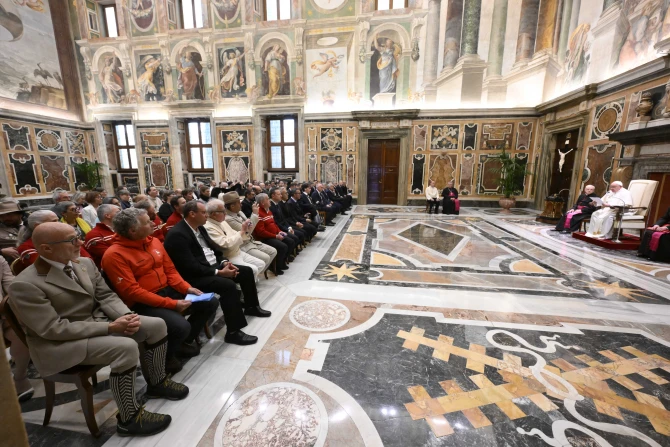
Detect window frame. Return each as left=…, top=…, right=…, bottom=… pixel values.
left=101, top=5, right=118, bottom=38
left=112, top=122, right=138, bottom=172
left=179, top=0, right=203, bottom=29
left=265, top=115, right=298, bottom=172
left=374, top=0, right=407, bottom=11
left=185, top=119, right=214, bottom=172
left=264, top=0, right=291, bottom=21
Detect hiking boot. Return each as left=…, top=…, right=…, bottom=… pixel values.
left=116, top=407, right=172, bottom=437
left=146, top=378, right=189, bottom=401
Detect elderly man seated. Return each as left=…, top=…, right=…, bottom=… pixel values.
left=204, top=198, right=266, bottom=278
left=9, top=222, right=188, bottom=437
left=254, top=193, right=295, bottom=272
left=102, top=208, right=218, bottom=373
left=554, top=185, right=599, bottom=233
left=84, top=203, right=120, bottom=267
left=638, top=206, right=670, bottom=262
left=223, top=192, right=277, bottom=275
left=585, top=181, right=634, bottom=239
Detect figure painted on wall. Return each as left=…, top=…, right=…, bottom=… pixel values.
left=127, top=0, right=155, bottom=31
left=615, top=0, right=668, bottom=69
left=219, top=47, right=246, bottom=98
left=564, top=24, right=591, bottom=85
left=442, top=38, right=459, bottom=69
left=136, top=54, right=164, bottom=101
left=369, top=34, right=401, bottom=100
left=306, top=46, right=347, bottom=108
left=211, top=0, right=239, bottom=24
left=310, top=51, right=344, bottom=79
left=177, top=50, right=204, bottom=100
left=262, top=44, right=290, bottom=99
left=99, top=56, right=125, bottom=104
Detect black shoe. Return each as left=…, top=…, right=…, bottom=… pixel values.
left=275, top=269, right=285, bottom=275
left=224, top=330, right=258, bottom=345
left=165, top=356, right=183, bottom=374
left=326, top=222, right=335, bottom=226
left=245, top=306, right=272, bottom=317
left=341, top=212, right=348, bottom=215
left=318, top=226, right=326, bottom=232
left=146, top=378, right=189, bottom=401
left=116, top=407, right=172, bottom=437
left=176, top=342, right=200, bottom=358
left=287, top=255, right=295, bottom=262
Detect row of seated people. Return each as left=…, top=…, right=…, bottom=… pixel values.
left=425, top=180, right=460, bottom=215
left=1, top=182, right=351, bottom=437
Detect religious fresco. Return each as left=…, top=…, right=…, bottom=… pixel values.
left=0, top=0, right=65, bottom=109
left=306, top=47, right=347, bottom=108
left=614, top=0, right=670, bottom=71
left=127, top=0, right=157, bottom=34
left=211, top=0, right=241, bottom=27
left=369, top=31, right=402, bottom=103
left=218, top=47, right=246, bottom=98
left=261, top=44, right=290, bottom=99
left=564, top=23, right=592, bottom=86
left=136, top=53, right=165, bottom=101
left=97, top=55, right=125, bottom=104
left=176, top=48, right=205, bottom=100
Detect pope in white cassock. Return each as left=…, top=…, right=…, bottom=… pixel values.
left=585, top=181, right=634, bottom=239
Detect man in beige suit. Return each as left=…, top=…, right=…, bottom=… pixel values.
left=8, top=222, right=188, bottom=437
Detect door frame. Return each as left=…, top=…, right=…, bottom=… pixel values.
left=358, top=129, right=410, bottom=205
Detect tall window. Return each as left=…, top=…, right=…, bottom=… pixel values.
left=376, top=0, right=406, bottom=10
left=102, top=5, right=119, bottom=37
left=180, top=0, right=204, bottom=29
left=265, top=0, right=290, bottom=21
left=186, top=120, right=213, bottom=170
left=266, top=116, right=297, bottom=171
left=114, top=123, right=138, bottom=171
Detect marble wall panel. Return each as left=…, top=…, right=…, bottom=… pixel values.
left=7, top=153, right=40, bottom=195
left=221, top=129, right=250, bottom=152
left=515, top=122, right=532, bottom=150
left=320, top=155, right=343, bottom=184
left=87, top=132, right=96, bottom=156
left=459, top=153, right=475, bottom=195
left=477, top=154, right=502, bottom=194
left=103, top=127, right=117, bottom=171
left=582, top=143, right=617, bottom=196
left=308, top=154, right=318, bottom=181
left=413, top=125, right=427, bottom=151
left=41, top=155, right=70, bottom=192
left=590, top=98, right=624, bottom=141
left=139, top=129, right=169, bottom=155
left=428, top=154, right=457, bottom=189
left=345, top=127, right=357, bottom=152
left=346, top=154, right=355, bottom=190
left=2, top=123, right=32, bottom=151
left=144, top=156, right=172, bottom=189
left=35, top=128, right=63, bottom=153
left=66, top=131, right=86, bottom=155
left=411, top=154, right=426, bottom=195
left=463, top=123, right=477, bottom=150
left=320, top=127, right=343, bottom=151
left=429, top=124, right=460, bottom=150
left=223, top=156, right=251, bottom=183
left=481, top=123, right=513, bottom=150
left=307, top=126, right=318, bottom=152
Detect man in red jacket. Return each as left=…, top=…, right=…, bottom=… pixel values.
left=252, top=193, right=294, bottom=271
left=84, top=203, right=120, bottom=267
left=163, top=195, right=186, bottom=237
left=102, top=207, right=218, bottom=374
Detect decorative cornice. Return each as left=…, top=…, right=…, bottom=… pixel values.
left=608, top=124, right=670, bottom=146
left=352, top=109, right=420, bottom=120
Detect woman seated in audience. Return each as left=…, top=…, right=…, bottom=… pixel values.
left=441, top=180, right=460, bottom=215
left=81, top=191, right=103, bottom=229
left=103, top=196, right=122, bottom=207
left=0, top=255, right=33, bottom=402
left=425, top=180, right=439, bottom=214
left=72, top=191, right=87, bottom=214
left=57, top=201, right=91, bottom=241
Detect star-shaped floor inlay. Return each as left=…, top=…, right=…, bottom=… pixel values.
left=581, top=279, right=656, bottom=302
left=322, top=263, right=361, bottom=281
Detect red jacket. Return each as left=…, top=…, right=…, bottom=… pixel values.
left=151, top=215, right=165, bottom=242
left=253, top=207, right=281, bottom=240
left=84, top=223, right=115, bottom=267
left=17, top=238, right=93, bottom=266
left=163, top=211, right=182, bottom=237
left=101, top=235, right=190, bottom=310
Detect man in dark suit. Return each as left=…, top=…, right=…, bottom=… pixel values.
left=287, top=188, right=322, bottom=234
left=311, top=183, right=339, bottom=224
left=299, top=184, right=318, bottom=220
left=334, top=181, right=352, bottom=210
left=241, top=189, right=255, bottom=218
left=269, top=188, right=304, bottom=248
left=326, top=183, right=349, bottom=214
left=280, top=188, right=315, bottom=241
left=163, top=201, right=270, bottom=346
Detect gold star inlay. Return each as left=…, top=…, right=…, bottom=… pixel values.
left=581, top=280, right=655, bottom=302
left=322, top=263, right=360, bottom=281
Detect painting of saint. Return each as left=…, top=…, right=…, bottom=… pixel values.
left=306, top=47, right=347, bottom=108
left=99, top=56, right=125, bottom=103
left=369, top=34, right=401, bottom=99
left=218, top=47, right=246, bottom=98
left=136, top=54, right=164, bottom=101
left=177, top=50, right=204, bottom=100
left=564, top=23, right=591, bottom=85
left=615, top=0, right=668, bottom=69
left=262, top=44, right=290, bottom=99
left=211, top=0, right=239, bottom=23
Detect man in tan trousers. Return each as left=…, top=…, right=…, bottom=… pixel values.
left=8, top=222, right=188, bottom=437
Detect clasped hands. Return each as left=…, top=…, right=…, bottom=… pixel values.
left=648, top=225, right=670, bottom=232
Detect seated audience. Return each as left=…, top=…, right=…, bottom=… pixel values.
left=49, top=189, right=72, bottom=219
left=554, top=185, right=598, bottom=233
left=57, top=201, right=91, bottom=240
left=17, top=210, right=59, bottom=267
left=146, top=186, right=163, bottom=210
left=158, top=190, right=176, bottom=223
left=426, top=180, right=440, bottom=214
left=585, top=181, right=633, bottom=239
left=103, top=196, right=122, bottom=207
left=93, top=187, right=108, bottom=199
left=102, top=208, right=218, bottom=374
left=0, top=199, right=25, bottom=263
left=270, top=188, right=304, bottom=248
left=253, top=193, right=294, bottom=272
left=134, top=200, right=165, bottom=242
left=299, top=184, right=318, bottom=222
left=224, top=192, right=278, bottom=275
left=287, top=188, right=323, bottom=233
left=117, top=190, right=132, bottom=210
left=199, top=185, right=211, bottom=202
left=72, top=192, right=87, bottom=214
left=241, top=189, right=255, bottom=218
left=282, top=188, right=317, bottom=241
left=84, top=204, right=120, bottom=267
left=638, top=206, right=670, bottom=262
left=442, top=180, right=460, bottom=215
left=204, top=198, right=266, bottom=278
left=311, top=183, right=338, bottom=225
left=328, top=183, right=351, bottom=211
left=10, top=222, right=187, bottom=436
left=81, top=191, right=103, bottom=229
left=182, top=188, right=196, bottom=201
left=0, top=255, right=32, bottom=402
left=164, top=195, right=187, bottom=236
left=164, top=201, right=270, bottom=346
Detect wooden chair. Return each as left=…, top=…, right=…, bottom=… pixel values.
left=0, top=295, right=103, bottom=437
left=10, top=258, right=28, bottom=277
left=264, top=258, right=277, bottom=279
left=318, top=210, right=327, bottom=224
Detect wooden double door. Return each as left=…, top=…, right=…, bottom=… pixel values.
left=367, top=139, right=400, bottom=204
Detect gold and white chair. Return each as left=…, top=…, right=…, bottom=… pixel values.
left=619, top=179, right=658, bottom=237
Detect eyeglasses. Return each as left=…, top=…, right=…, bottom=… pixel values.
left=210, top=210, right=225, bottom=214
left=47, top=236, right=81, bottom=246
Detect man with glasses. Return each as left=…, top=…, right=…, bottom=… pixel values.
left=9, top=222, right=188, bottom=437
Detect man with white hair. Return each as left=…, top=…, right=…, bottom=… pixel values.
left=554, top=185, right=599, bottom=233
left=49, top=189, right=72, bottom=218
left=585, top=181, right=634, bottom=239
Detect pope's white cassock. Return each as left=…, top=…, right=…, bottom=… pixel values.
left=585, top=187, right=634, bottom=239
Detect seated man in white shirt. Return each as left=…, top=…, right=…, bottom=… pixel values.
left=585, top=181, right=634, bottom=239
left=425, top=180, right=439, bottom=214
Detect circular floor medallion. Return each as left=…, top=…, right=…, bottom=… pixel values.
left=289, top=299, right=351, bottom=332
left=215, top=382, right=328, bottom=447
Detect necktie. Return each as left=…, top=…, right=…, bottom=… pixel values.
left=63, top=265, right=78, bottom=283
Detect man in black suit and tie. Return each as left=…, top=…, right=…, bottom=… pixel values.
left=241, top=189, right=255, bottom=218
left=280, top=188, right=316, bottom=241
left=269, top=188, right=305, bottom=248
left=312, top=183, right=340, bottom=223
left=288, top=188, right=323, bottom=233
left=334, top=181, right=352, bottom=210
left=326, top=183, right=350, bottom=214
left=299, top=184, right=318, bottom=220
left=163, top=200, right=270, bottom=346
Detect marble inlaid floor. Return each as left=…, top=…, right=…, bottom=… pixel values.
left=16, top=205, right=670, bottom=447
